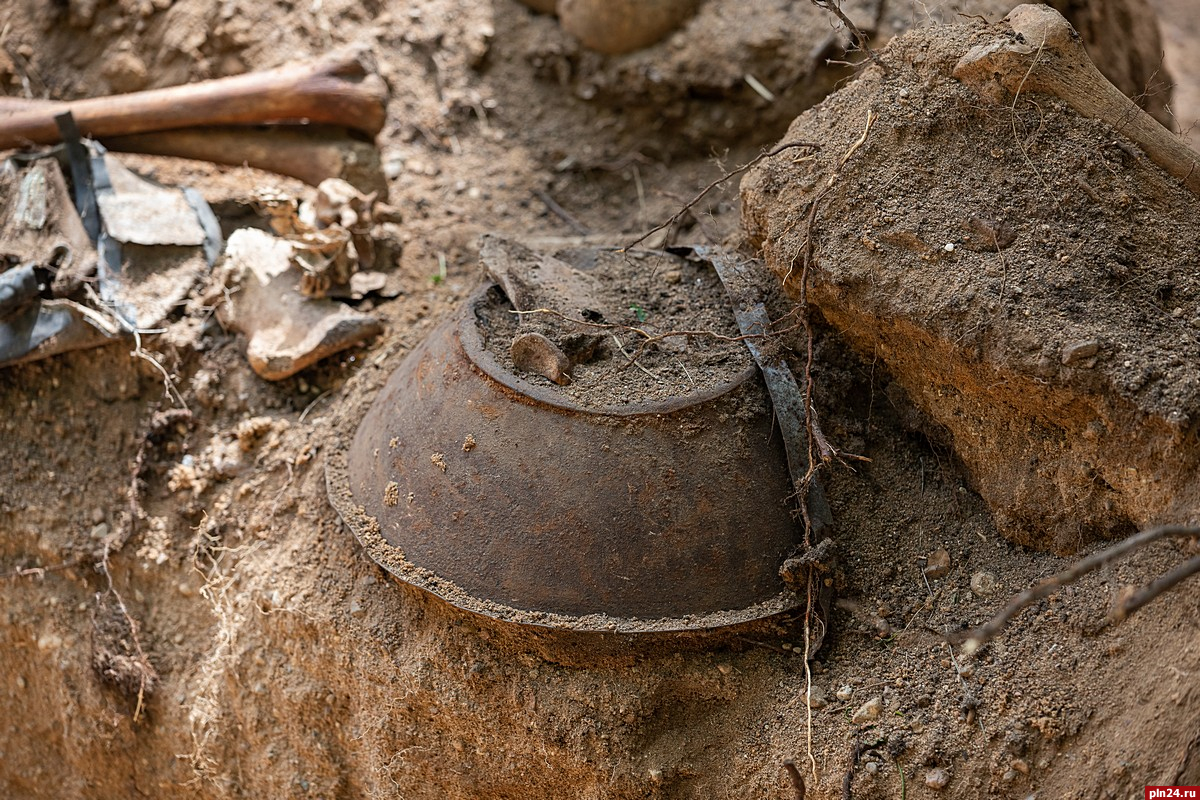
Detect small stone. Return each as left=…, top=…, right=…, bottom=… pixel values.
left=102, top=51, right=149, bottom=93
left=16, top=675, right=26, bottom=690
left=178, top=582, right=196, bottom=597
left=924, top=549, right=951, bottom=579
left=37, top=632, right=63, bottom=651
left=836, top=684, right=853, bottom=701
left=716, top=663, right=732, bottom=675
left=89, top=522, right=110, bottom=541
left=349, top=599, right=366, bottom=617
left=173, top=632, right=185, bottom=645
left=1061, top=339, right=1100, bottom=365
left=970, top=570, right=998, bottom=597
left=925, top=768, right=950, bottom=790
left=648, top=768, right=663, bottom=782
left=90, top=507, right=105, bottom=524
left=851, top=696, right=882, bottom=723
left=803, top=686, right=828, bottom=709
left=1010, top=758, right=1029, bottom=775
left=865, top=761, right=879, bottom=774
left=511, top=331, right=571, bottom=385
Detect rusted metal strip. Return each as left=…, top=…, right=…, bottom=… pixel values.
left=687, top=245, right=833, bottom=538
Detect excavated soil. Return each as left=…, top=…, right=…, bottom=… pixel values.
left=740, top=15, right=1200, bottom=553
left=478, top=247, right=752, bottom=407
left=2, top=1, right=1200, bottom=799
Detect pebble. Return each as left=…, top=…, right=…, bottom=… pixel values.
left=1010, top=758, right=1030, bottom=775
left=90, top=507, right=105, bottom=525
left=716, top=663, right=732, bottom=675
left=89, top=523, right=110, bottom=541
left=924, top=548, right=951, bottom=579
left=349, top=599, right=366, bottom=618
left=37, top=632, right=63, bottom=651
left=970, top=570, right=998, bottom=596
left=16, top=676, right=26, bottom=690
left=851, top=696, right=882, bottom=723
left=1061, top=339, right=1100, bottom=366
left=836, top=684, right=853, bottom=701
left=865, top=761, right=879, bottom=774
left=925, top=768, right=950, bottom=790
left=803, top=686, right=828, bottom=709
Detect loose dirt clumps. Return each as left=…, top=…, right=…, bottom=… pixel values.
left=742, top=9, right=1200, bottom=552
left=2, top=1, right=1200, bottom=799
left=477, top=244, right=752, bottom=407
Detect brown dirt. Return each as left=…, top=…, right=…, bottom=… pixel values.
left=478, top=246, right=752, bottom=407
left=741, top=15, right=1200, bottom=553
left=2, top=2, right=1199, bottom=800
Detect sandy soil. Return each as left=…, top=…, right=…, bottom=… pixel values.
left=1, top=1, right=1199, bottom=799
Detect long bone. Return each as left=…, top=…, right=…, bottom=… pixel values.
left=0, top=50, right=387, bottom=150
left=952, top=4, right=1200, bottom=197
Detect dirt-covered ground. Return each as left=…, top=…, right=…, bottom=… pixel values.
left=2, top=1, right=1199, bottom=798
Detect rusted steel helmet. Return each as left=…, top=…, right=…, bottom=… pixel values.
left=327, top=279, right=804, bottom=633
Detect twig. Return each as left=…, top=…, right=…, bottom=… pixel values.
left=509, top=306, right=804, bottom=368
left=99, top=540, right=154, bottom=722
left=835, top=108, right=875, bottom=177
left=807, top=0, right=888, bottom=73
left=132, top=328, right=189, bottom=411
left=802, top=573, right=819, bottom=783
left=955, top=524, right=1200, bottom=653
left=788, top=108, right=876, bottom=514
left=533, top=189, right=590, bottom=235
left=624, top=140, right=820, bottom=250
left=0, top=558, right=82, bottom=580
left=1110, top=550, right=1200, bottom=622
left=610, top=334, right=666, bottom=384
left=299, top=389, right=333, bottom=423
left=1009, top=31, right=1059, bottom=205
left=83, top=284, right=189, bottom=410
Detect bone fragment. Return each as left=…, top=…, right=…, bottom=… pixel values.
left=953, top=4, right=1200, bottom=196
left=0, top=49, right=387, bottom=149
left=511, top=331, right=572, bottom=385
left=99, top=126, right=386, bottom=195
